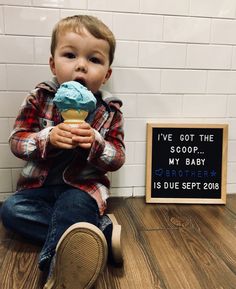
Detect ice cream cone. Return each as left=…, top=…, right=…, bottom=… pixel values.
left=61, top=109, right=88, bottom=127
left=53, top=81, right=97, bottom=127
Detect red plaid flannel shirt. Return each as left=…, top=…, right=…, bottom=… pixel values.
left=9, top=79, right=125, bottom=215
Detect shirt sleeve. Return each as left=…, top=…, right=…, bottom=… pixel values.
left=87, top=109, right=125, bottom=172
left=9, top=91, right=60, bottom=161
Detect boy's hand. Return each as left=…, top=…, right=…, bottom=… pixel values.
left=49, top=123, right=76, bottom=149
left=49, top=122, right=95, bottom=150
left=71, top=122, right=95, bottom=149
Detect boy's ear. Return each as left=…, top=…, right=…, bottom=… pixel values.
left=103, top=68, right=112, bottom=84
left=49, top=56, right=56, bottom=75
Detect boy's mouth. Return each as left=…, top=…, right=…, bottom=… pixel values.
left=74, top=78, right=86, bottom=87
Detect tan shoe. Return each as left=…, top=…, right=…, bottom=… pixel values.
left=107, top=214, right=123, bottom=266
left=44, top=222, right=107, bottom=289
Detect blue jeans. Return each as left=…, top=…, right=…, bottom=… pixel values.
left=0, top=185, right=100, bottom=271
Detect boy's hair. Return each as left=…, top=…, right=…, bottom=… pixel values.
left=50, top=15, right=116, bottom=65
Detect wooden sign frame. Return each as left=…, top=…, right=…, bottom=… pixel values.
left=146, top=123, right=228, bottom=204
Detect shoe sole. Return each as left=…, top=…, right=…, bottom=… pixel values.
left=44, top=222, right=107, bottom=289
left=107, top=214, right=123, bottom=266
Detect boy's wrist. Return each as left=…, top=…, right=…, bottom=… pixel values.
left=40, top=126, right=62, bottom=159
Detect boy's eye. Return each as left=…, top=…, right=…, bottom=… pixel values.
left=90, top=57, right=101, bottom=64
left=64, top=52, right=76, bottom=59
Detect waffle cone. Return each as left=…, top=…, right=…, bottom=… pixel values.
left=61, top=109, right=88, bottom=127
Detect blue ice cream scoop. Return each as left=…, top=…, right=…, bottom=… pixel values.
left=53, top=81, right=97, bottom=125
left=53, top=81, right=97, bottom=112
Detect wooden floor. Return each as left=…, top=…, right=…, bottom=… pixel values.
left=1, top=195, right=236, bottom=289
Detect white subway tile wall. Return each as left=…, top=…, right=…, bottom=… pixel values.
left=0, top=36, right=34, bottom=63
left=0, top=119, right=10, bottom=143
left=140, top=0, right=189, bottom=15
left=163, top=16, right=211, bottom=43
left=189, top=0, right=236, bottom=18
left=88, top=0, right=139, bottom=13
left=32, top=0, right=87, bottom=9
left=186, top=44, right=232, bottom=70
left=34, top=37, right=51, bottom=64
left=0, top=7, right=3, bottom=33
left=0, top=92, right=25, bottom=117
left=211, top=19, right=236, bottom=44
left=139, top=42, right=186, bottom=68
left=4, top=7, right=60, bottom=36
left=0, top=1, right=236, bottom=199
left=0, top=65, right=7, bottom=90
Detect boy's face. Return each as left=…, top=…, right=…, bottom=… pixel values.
left=49, top=28, right=112, bottom=94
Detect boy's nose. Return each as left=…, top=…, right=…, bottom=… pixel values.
left=75, top=59, right=87, bottom=72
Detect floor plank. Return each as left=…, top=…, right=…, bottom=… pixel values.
left=96, top=198, right=165, bottom=289
left=226, top=194, right=236, bottom=215
left=0, top=222, right=44, bottom=289
left=0, top=242, right=43, bottom=289
left=143, top=227, right=236, bottom=289
left=0, top=195, right=236, bottom=288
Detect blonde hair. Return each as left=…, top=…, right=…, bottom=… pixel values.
left=50, top=15, right=116, bottom=65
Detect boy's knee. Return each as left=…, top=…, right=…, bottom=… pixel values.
left=1, top=196, right=20, bottom=228
left=63, top=189, right=97, bottom=209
